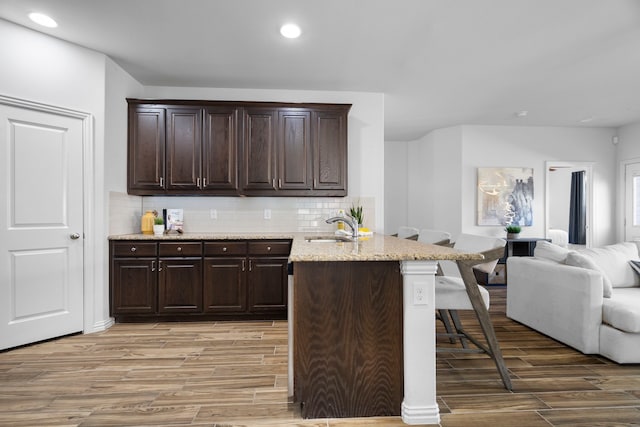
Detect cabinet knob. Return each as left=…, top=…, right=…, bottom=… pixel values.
left=222, top=247, right=227, bottom=252
left=130, top=247, right=137, bottom=252
left=267, top=246, right=271, bottom=251
left=177, top=246, right=182, bottom=252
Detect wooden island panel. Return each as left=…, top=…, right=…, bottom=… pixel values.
left=293, top=261, right=403, bottom=419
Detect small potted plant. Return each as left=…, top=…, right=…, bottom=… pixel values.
left=505, top=224, right=521, bottom=239
left=153, top=216, right=165, bottom=236
left=349, top=204, right=364, bottom=228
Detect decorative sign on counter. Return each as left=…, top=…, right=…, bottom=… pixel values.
left=163, top=208, right=184, bottom=233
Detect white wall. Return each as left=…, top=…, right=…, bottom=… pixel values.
left=617, top=122, right=640, bottom=162
left=0, top=19, right=110, bottom=332
left=384, top=141, right=408, bottom=233
left=393, top=124, right=618, bottom=245
left=460, top=126, right=617, bottom=246
left=405, top=127, right=463, bottom=237
left=615, top=121, right=640, bottom=240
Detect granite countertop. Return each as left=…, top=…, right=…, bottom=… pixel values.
left=109, top=232, right=483, bottom=262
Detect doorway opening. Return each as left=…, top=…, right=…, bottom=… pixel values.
left=545, top=161, right=594, bottom=249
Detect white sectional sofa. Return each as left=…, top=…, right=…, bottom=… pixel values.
left=506, top=240, right=640, bottom=363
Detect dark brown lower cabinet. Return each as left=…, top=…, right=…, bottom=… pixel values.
left=110, top=239, right=290, bottom=321
left=158, top=258, right=203, bottom=313
left=111, top=258, right=157, bottom=314
left=203, top=257, right=246, bottom=313
left=248, top=257, right=287, bottom=312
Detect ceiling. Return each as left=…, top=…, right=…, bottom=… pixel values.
left=2, top=0, right=640, bottom=141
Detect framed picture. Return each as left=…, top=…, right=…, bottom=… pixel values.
left=477, top=167, right=533, bottom=226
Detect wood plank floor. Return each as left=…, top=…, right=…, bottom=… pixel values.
left=2, top=287, right=640, bottom=426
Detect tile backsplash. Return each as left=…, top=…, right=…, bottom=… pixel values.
left=109, top=191, right=375, bottom=235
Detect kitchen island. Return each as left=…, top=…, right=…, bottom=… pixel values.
left=108, top=231, right=482, bottom=425
left=289, top=234, right=482, bottom=425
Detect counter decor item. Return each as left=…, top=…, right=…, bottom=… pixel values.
left=141, top=210, right=155, bottom=235
left=153, top=216, right=164, bottom=236
left=505, top=224, right=521, bottom=239
left=164, top=208, right=184, bottom=233
left=349, top=204, right=364, bottom=228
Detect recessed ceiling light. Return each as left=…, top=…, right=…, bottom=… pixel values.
left=515, top=110, right=528, bottom=118
left=28, top=12, right=57, bottom=28
left=280, top=23, right=301, bottom=39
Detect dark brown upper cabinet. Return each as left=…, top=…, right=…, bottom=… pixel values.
left=241, top=107, right=278, bottom=193
left=128, top=107, right=165, bottom=192
left=127, top=99, right=350, bottom=196
left=203, top=106, right=239, bottom=193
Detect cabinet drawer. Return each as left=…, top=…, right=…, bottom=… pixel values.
left=159, top=242, right=202, bottom=257
left=248, top=240, right=291, bottom=256
left=112, top=242, right=157, bottom=257
left=204, top=241, right=247, bottom=256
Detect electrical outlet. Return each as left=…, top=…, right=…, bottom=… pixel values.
left=264, top=209, right=271, bottom=220
left=210, top=209, right=217, bottom=219
left=413, top=282, right=428, bottom=305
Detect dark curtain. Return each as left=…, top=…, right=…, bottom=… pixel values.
left=569, top=170, right=586, bottom=244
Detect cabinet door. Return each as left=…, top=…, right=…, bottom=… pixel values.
left=203, top=257, right=247, bottom=313
left=166, top=107, right=202, bottom=191
left=313, top=110, right=347, bottom=192
left=202, top=106, right=239, bottom=193
left=128, top=107, right=165, bottom=193
left=241, top=107, right=277, bottom=192
left=278, top=109, right=311, bottom=190
left=158, top=258, right=203, bottom=313
left=248, top=257, right=287, bottom=313
left=111, top=258, right=157, bottom=314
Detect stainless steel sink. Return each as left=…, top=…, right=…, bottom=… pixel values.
left=305, top=235, right=352, bottom=243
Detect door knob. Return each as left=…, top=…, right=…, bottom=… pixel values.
left=70, top=233, right=81, bottom=240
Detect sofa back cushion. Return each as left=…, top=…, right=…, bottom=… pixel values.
left=534, top=240, right=571, bottom=263
left=579, top=242, right=640, bottom=289
left=565, top=252, right=613, bottom=298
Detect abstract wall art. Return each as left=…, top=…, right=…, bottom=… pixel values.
left=477, top=167, right=534, bottom=226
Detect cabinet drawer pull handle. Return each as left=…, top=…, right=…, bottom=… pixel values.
left=158, top=260, right=163, bottom=272
left=242, top=259, right=246, bottom=271
left=203, top=178, right=207, bottom=186
left=151, top=260, right=155, bottom=272
left=160, top=177, right=164, bottom=187
left=249, top=260, right=252, bottom=271
left=197, top=177, right=201, bottom=188
left=278, top=179, right=282, bottom=188
left=272, top=178, right=276, bottom=188
left=222, top=247, right=227, bottom=252
left=314, top=178, right=317, bottom=188
left=130, top=247, right=137, bottom=252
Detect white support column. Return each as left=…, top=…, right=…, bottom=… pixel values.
left=400, top=260, right=440, bottom=425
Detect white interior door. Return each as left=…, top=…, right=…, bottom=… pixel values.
left=625, top=161, right=640, bottom=242
left=0, top=102, right=84, bottom=350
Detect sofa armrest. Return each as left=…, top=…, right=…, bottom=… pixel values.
left=506, top=257, right=603, bottom=354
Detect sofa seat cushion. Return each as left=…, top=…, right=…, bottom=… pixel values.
left=602, top=288, right=640, bottom=333
left=580, top=242, right=640, bottom=288
left=435, top=276, right=490, bottom=310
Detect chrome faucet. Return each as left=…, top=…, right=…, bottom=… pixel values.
left=326, top=214, right=359, bottom=238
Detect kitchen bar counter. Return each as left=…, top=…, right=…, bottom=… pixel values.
left=109, top=232, right=480, bottom=263
left=109, top=231, right=481, bottom=425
